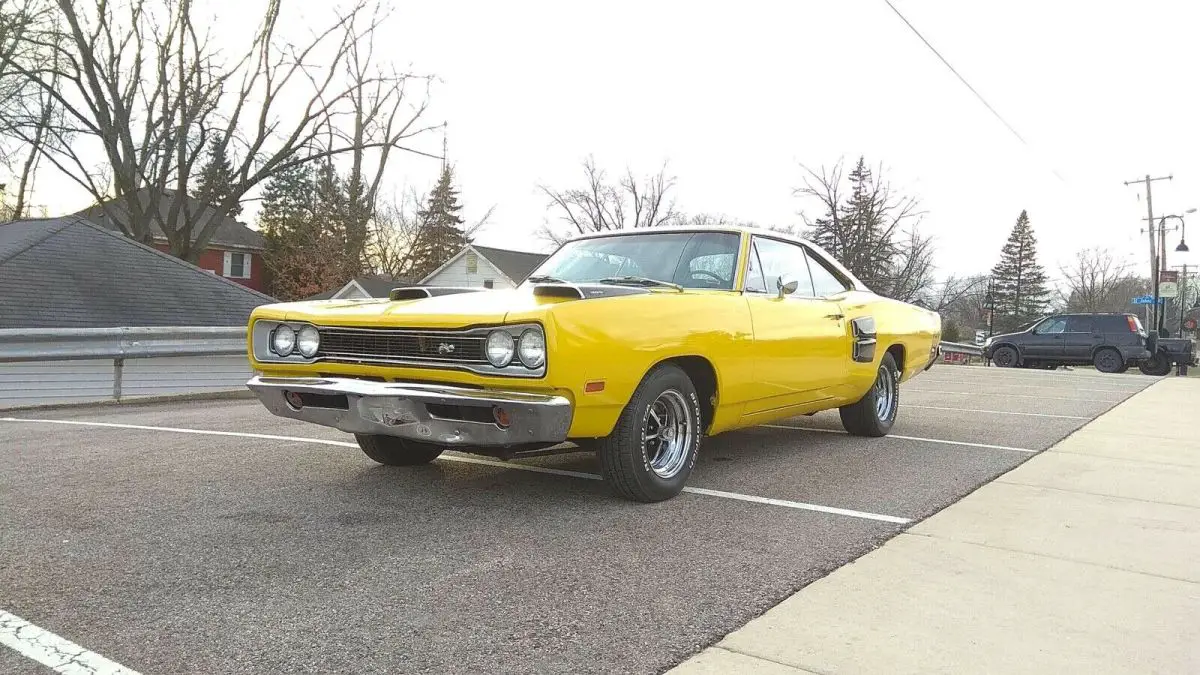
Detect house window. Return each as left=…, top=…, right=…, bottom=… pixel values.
left=483, top=279, right=494, bottom=289
left=223, top=251, right=252, bottom=279
left=465, top=250, right=478, bottom=273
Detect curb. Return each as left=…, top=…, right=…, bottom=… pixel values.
left=0, top=389, right=256, bottom=414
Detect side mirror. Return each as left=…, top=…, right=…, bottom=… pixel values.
left=777, top=274, right=799, bottom=298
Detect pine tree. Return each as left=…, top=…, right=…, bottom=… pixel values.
left=408, top=165, right=470, bottom=280
left=990, top=210, right=1050, bottom=331
left=194, top=140, right=242, bottom=217
left=258, top=163, right=358, bottom=300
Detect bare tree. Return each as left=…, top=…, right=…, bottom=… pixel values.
left=538, top=156, right=681, bottom=244
left=1057, top=248, right=1140, bottom=313
left=0, top=0, right=438, bottom=260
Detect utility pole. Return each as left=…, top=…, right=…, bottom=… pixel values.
left=1125, top=174, right=1172, bottom=330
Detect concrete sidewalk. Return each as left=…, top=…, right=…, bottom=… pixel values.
left=672, top=378, right=1200, bottom=674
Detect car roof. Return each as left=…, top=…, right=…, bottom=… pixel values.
left=560, top=225, right=871, bottom=292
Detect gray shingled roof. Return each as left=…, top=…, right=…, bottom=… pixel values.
left=72, top=189, right=265, bottom=250
left=303, top=275, right=408, bottom=300
left=0, top=216, right=275, bottom=328
left=472, top=245, right=548, bottom=283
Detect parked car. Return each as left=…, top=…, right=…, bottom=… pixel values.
left=983, top=312, right=1196, bottom=375
left=244, top=226, right=942, bottom=502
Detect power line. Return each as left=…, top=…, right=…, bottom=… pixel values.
left=882, top=0, right=1063, bottom=181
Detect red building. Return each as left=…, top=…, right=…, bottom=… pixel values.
left=72, top=190, right=267, bottom=292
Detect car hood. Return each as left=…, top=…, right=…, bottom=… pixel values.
left=266, top=285, right=655, bottom=329
left=988, top=330, right=1027, bottom=343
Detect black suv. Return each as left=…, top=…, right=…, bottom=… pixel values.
left=983, top=313, right=1153, bottom=373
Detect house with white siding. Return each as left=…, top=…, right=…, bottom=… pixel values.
left=419, top=244, right=548, bottom=290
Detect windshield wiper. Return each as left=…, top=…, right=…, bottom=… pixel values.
left=525, top=274, right=567, bottom=284
left=598, top=276, right=684, bottom=292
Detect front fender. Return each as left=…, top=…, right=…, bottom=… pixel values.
left=522, top=292, right=754, bottom=438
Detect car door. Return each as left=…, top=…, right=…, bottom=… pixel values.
left=1024, top=316, right=1067, bottom=359
left=1063, top=315, right=1096, bottom=362
left=742, top=236, right=850, bottom=416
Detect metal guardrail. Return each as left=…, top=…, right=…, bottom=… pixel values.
left=0, top=326, right=245, bottom=363
left=0, top=327, right=249, bottom=406
left=939, top=341, right=984, bottom=356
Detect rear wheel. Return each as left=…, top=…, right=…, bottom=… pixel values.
left=1139, top=350, right=1172, bottom=376
left=840, top=352, right=900, bottom=437
left=355, top=435, right=445, bottom=465
left=1093, top=347, right=1125, bottom=374
left=991, top=345, right=1018, bottom=368
left=597, top=363, right=702, bottom=503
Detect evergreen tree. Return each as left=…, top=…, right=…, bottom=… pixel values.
left=990, top=210, right=1050, bottom=331
left=408, top=165, right=470, bottom=280
left=194, top=140, right=242, bottom=217
left=258, top=163, right=357, bottom=300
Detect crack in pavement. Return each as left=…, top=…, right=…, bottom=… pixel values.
left=0, top=610, right=141, bottom=675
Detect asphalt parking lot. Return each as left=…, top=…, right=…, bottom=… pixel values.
left=0, top=365, right=1156, bottom=674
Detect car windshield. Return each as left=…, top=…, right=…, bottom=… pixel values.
left=526, top=231, right=741, bottom=290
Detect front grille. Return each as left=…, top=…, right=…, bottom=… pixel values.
left=317, top=327, right=487, bottom=365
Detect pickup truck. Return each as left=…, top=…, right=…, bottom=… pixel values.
left=1140, top=334, right=1197, bottom=375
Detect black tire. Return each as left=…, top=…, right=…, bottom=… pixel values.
left=355, top=434, right=445, bottom=465
left=1093, top=347, right=1125, bottom=374
left=597, top=363, right=702, bottom=503
left=1138, top=351, right=1172, bottom=377
left=840, top=352, right=900, bottom=437
left=991, top=346, right=1019, bottom=368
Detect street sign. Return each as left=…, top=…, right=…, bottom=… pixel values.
left=1160, top=270, right=1179, bottom=283
left=1132, top=295, right=1161, bottom=305
left=1160, top=282, right=1179, bottom=298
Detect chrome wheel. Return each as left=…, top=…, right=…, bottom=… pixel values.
left=643, top=389, right=694, bottom=479
left=873, top=366, right=897, bottom=422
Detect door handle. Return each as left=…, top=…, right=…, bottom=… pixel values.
left=825, top=313, right=845, bottom=320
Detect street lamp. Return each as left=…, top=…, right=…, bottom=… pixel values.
left=1154, top=209, right=1195, bottom=336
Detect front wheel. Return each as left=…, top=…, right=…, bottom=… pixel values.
left=597, top=363, right=702, bottom=503
left=840, top=352, right=900, bottom=437
left=991, top=346, right=1019, bottom=368
left=355, top=434, right=445, bottom=465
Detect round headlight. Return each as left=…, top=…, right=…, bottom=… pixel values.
left=271, top=325, right=296, bottom=355
left=485, top=330, right=515, bottom=367
left=517, top=329, right=545, bottom=368
left=296, top=325, right=320, bottom=358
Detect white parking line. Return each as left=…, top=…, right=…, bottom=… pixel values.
left=905, top=405, right=1088, bottom=420
left=760, top=424, right=1037, bottom=453
left=918, top=377, right=1146, bottom=393
left=0, top=418, right=909, bottom=524
left=0, top=609, right=141, bottom=675
left=907, top=388, right=1123, bottom=403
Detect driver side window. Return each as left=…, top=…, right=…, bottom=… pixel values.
left=1036, top=317, right=1067, bottom=334
left=751, top=237, right=815, bottom=296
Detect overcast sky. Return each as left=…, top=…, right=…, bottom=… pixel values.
left=29, top=0, right=1200, bottom=283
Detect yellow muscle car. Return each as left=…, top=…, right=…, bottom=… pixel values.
left=246, top=226, right=942, bottom=502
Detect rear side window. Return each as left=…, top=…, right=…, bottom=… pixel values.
left=1066, top=316, right=1093, bottom=332
left=1094, top=315, right=1132, bottom=333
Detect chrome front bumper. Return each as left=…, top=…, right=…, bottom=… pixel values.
left=246, top=376, right=573, bottom=447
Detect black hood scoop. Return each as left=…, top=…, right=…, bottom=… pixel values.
left=531, top=283, right=650, bottom=300
left=388, top=286, right=485, bottom=301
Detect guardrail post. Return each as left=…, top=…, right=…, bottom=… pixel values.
left=113, top=357, right=124, bottom=402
